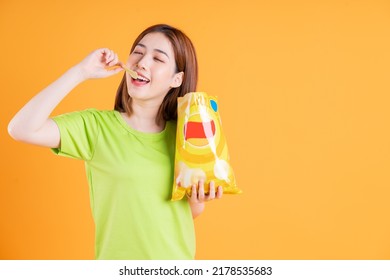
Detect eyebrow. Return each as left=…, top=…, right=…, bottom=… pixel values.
left=136, top=43, right=170, bottom=59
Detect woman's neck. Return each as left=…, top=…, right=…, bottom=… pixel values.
left=122, top=101, right=165, bottom=133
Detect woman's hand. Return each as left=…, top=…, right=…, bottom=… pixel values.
left=8, top=48, right=122, bottom=148
left=76, top=48, right=123, bottom=80
left=188, top=180, right=223, bottom=219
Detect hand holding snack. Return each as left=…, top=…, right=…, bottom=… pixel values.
left=77, top=48, right=123, bottom=80
left=171, top=92, right=242, bottom=201
left=187, top=180, right=223, bottom=203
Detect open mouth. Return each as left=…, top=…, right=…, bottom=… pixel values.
left=131, top=73, right=150, bottom=85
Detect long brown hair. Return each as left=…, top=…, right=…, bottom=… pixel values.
left=114, top=24, right=198, bottom=124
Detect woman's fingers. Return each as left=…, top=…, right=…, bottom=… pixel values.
left=79, top=48, right=123, bottom=79
left=107, top=53, right=119, bottom=67
left=98, top=48, right=110, bottom=62
left=216, top=186, right=223, bottom=199
left=190, top=183, right=197, bottom=202
left=188, top=180, right=222, bottom=203
left=208, top=181, right=216, bottom=200
left=101, top=49, right=119, bottom=67
left=198, top=180, right=205, bottom=201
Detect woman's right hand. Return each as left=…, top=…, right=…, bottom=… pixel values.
left=77, top=48, right=123, bottom=80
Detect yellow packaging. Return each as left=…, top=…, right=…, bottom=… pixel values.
left=171, top=92, right=242, bottom=201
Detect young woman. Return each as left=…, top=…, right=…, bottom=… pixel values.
left=8, top=24, right=222, bottom=260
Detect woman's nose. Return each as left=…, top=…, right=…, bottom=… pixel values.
left=136, top=62, right=146, bottom=70
left=135, top=56, right=149, bottom=70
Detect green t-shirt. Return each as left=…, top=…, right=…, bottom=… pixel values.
left=51, top=109, right=195, bottom=259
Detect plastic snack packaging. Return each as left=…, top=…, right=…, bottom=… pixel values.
left=171, top=92, right=242, bottom=201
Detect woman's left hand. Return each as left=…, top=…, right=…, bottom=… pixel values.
left=188, top=180, right=223, bottom=203
left=187, top=180, right=223, bottom=218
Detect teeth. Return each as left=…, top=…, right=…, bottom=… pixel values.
left=137, top=76, right=149, bottom=82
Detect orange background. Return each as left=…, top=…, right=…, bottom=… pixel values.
left=1, top=0, right=390, bottom=259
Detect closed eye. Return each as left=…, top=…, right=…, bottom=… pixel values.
left=154, top=57, right=164, bottom=62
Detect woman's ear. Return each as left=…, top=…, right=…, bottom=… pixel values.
left=171, top=72, right=184, bottom=88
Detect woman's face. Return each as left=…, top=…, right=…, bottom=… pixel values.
left=126, top=32, right=183, bottom=104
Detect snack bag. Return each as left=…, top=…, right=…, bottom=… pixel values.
left=171, top=92, right=242, bottom=201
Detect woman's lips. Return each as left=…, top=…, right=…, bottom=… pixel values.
left=130, top=77, right=150, bottom=87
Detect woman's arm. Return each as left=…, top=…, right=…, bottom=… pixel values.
left=188, top=180, right=223, bottom=219
left=8, top=48, right=122, bottom=148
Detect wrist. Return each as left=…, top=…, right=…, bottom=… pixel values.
left=70, top=64, right=89, bottom=83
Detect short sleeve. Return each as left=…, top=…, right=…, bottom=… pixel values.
left=51, top=109, right=100, bottom=161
